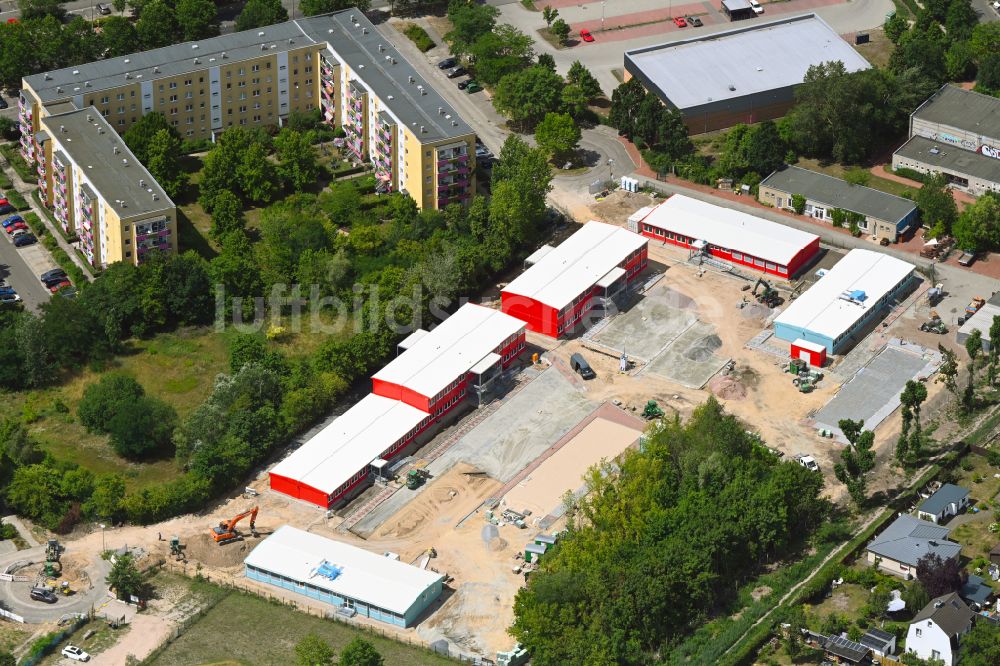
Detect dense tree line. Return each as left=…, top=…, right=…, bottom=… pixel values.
left=510, top=399, right=829, bottom=664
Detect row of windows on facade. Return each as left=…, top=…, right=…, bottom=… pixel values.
left=245, top=565, right=406, bottom=621
left=642, top=224, right=788, bottom=274
left=831, top=277, right=910, bottom=346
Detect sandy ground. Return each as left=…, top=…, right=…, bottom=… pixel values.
left=90, top=612, right=174, bottom=665
left=502, top=416, right=642, bottom=520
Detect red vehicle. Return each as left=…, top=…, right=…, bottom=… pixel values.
left=579, top=29, right=594, bottom=42
left=5, top=222, right=27, bottom=234
left=48, top=281, right=72, bottom=294
left=0, top=200, right=8, bottom=207
left=6, top=18, right=18, bottom=24
left=673, top=16, right=687, bottom=27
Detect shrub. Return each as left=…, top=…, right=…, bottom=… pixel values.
left=78, top=373, right=146, bottom=433
left=5, top=190, right=27, bottom=211
left=791, top=194, right=806, bottom=214
left=893, top=167, right=927, bottom=184
left=107, top=396, right=177, bottom=459
left=402, top=24, right=435, bottom=52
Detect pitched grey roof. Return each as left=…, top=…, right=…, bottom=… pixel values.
left=860, top=628, right=894, bottom=651
left=41, top=107, right=173, bottom=216
left=913, top=85, right=1000, bottom=139
left=960, top=574, right=993, bottom=606
left=760, top=166, right=916, bottom=225
left=919, top=484, right=970, bottom=516
left=23, top=12, right=471, bottom=144
left=867, top=514, right=960, bottom=567
left=911, top=592, right=974, bottom=637
left=894, top=135, right=1000, bottom=184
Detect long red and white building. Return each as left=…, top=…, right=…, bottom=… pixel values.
left=270, top=304, right=526, bottom=508
left=501, top=221, right=648, bottom=337
left=633, top=194, right=820, bottom=278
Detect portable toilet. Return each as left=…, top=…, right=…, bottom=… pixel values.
left=790, top=339, right=827, bottom=368
left=534, top=534, right=557, bottom=548
left=525, top=543, right=547, bottom=563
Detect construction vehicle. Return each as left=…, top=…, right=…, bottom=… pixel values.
left=967, top=297, right=986, bottom=316
left=642, top=400, right=665, bottom=420
left=169, top=535, right=185, bottom=562
left=920, top=311, right=948, bottom=334
left=45, top=539, right=62, bottom=574
left=750, top=278, right=782, bottom=307
left=406, top=469, right=430, bottom=490
left=210, top=506, right=259, bottom=544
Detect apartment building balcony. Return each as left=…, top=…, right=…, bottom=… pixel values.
left=136, top=228, right=171, bottom=244
left=437, top=147, right=468, bottom=161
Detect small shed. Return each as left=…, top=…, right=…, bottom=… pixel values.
left=525, top=543, right=547, bottom=563
left=860, top=627, right=896, bottom=657
left=722, top=0, right=756, bottom=21
left=534, top=534, right=557, bottom=547
left=791, top=338, right=827, bottom=367
left=959, top=574, right=993, bottom=609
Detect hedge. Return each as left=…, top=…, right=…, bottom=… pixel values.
left=892, top=167, right=927, bottom=184
left=6, top=190, right=28, bottom=211
left=0, top=143, right=35, bottom=183
left=402, top=24, right=435, bottom=52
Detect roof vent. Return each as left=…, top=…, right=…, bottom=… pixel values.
left=420, top=89, right=427, bottom=96
left=85, top=81, right=91, bottom=87
left=139, top=179, right=145, bottom=187
left=59, top=125, right=65, bottom=133
left=288, top=38, right=294, bottom=44
left=122, top=158, right=128, bottom=166
left=261, top=44, right=267, bottom=51
left=72, top=69, right=79, bottom=75
left=270, top=44, right=276, bottom=49
left=378, top=44, right=384, bottom=52
left=420, top=125, right=425, bottom=133
left=258, top=31, right=265, bottom=36
left=408, top=76, right=414, bottom=84
left=194, top=58, right=200, bottom=64
left=192, top=44, right=199, bottom=49
left=154, top=66, right=159, bottom=73
left=350, top=14, right=355, bottom=22
left=391, top=58, right=397, bottom=65
left=756, top=67, right=763, bottom=72
left=452, top=121, right=458, bottom=126
left=56, top=86, right=63, bottom=93
left=73, top=87, right=80, bottom=92
left=153, top=193, right=159, bottom=201
left=363, top=28, right=368, bottom=34
left=44, top=72, right=51, bottom=80
left=929, top=146, right=940, bottom=155
left=387, top=95, right=393, bottom=100
left=86, top=114, right=92, bottom=121
left=222, top=52, right=227, bottom=59
left=124, top=58, right=130, bottom=64
left=209, top=57, right=216, bottom=62
left=728, top=84, right=736, bottom=91
left=113, top=146, right=119, bottom=154
left=125, top=73, right=131, bottom=79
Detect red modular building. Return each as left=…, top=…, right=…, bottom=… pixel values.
left=270, top=304, right=526, bottom=508
left=790, top=338, right=827, bottom=367
left=501, top=221, right=649, bottom=337
left=633, top=194, right=820, bottom=278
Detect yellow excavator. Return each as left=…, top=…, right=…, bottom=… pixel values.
left=210, top=506, right=259, bottom=545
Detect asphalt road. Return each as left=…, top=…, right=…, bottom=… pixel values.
left=972, top=0, right=1000, bottom=22
left=0, top=543, right=112, bottom=623
left=0, top=224, right=52, bottom=313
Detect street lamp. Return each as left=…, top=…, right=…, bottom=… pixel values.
left=99, top=524, right=106, bottom=552
left=607, top=158, right=615, bottom=186
left=601, top=1, right=606, bottom=30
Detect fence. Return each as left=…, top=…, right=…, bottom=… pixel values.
left=0, top=573, right=30, bottom=582
left=0, top=607, right=24, bottom=623
left=17, top=616, right=86, bottom=666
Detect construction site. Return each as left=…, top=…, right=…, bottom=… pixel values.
left=3, top=189, right=994, bottom=664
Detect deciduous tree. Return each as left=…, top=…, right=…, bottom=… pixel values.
left=834, top=418, right=876, bottom=506
left=175, top=0, right=219, bottom=40
left=295, top=633, right=334, bottom=666
left=494, top=65, right=564, bottom=129
left=106, top=552, right=150, bottom=599
left=136, top=0, right=178, bottom=50
left=964, top=328, right=983, bottom=411
left=210, top=191, right=247, bottom=240
left=567, top=60, right=602, bottom=101
left=916, top=553, right=964, bottom=598
left=78, top=373, right=145, bottom=433
left=550, top=18, right=570, bottom=44
left=274, top=128, right=320, bottom=192
left=100, top=16, right=140, bottom=57
left=146, top=129, right=189, bottom=199
left=954, top=194, right=1000, bottom=253
left=542, top=5, right=558, bottom=26
left=107, top=396, right=177, bottom=459
left=916, top=174, right=958, bottom=238
left=535, top=112, right=581, bottom=164
left=123, top=112, right=178, bottom=164
left=338, top=637, right=383, bottom=666
left=235, top=0, right=288, bottom=32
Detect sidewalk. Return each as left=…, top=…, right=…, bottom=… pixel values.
left=0, top=156, right=94, bottom=281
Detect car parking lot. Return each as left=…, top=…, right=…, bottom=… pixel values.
left=0, top=213, right=56, bottom=312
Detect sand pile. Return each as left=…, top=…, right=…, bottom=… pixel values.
left=740, top=302, right=771, bottom=320
left=685, top=334, right=722, bottom=362
left=184, top=533, right=255, bottom=568
left=708, top=375, right=747, bottom=400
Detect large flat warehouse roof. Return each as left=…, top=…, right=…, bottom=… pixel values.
left=245, top=526, right=443, bottom=615
left=912, top=85, right=1000, bottom=138
left=895, top=135, right=1000, bottom=184
left=269, top=394, right=426, bottom=496
left=41, top=107, right=173, bottom=215
left=639, top=194, right=818, bottom=266
left=502, top=221, right=647, bottom=311
left=774, top=249, right=915, bottom=342
left=624, top=14, right=869, bottom=110
left=371, top=304, right=524, bottom=400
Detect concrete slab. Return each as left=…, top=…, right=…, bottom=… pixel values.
left=352, top=366, right=596, bottom=537
left=814, top=342, right=940, bottom=440
left=592, top=285, right=698, bottom=361
left=646, top=320, right=730, bottom=388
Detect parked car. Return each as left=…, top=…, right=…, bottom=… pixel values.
left=10, top=228, right=28, bottom=239
left=95, top=2, right=111, bottom=14
left=749, top=0, right=763, bottom=12
left=579, top=29, right=594, bottom=42
left=447, top=66, right=467, bottom=79
left=30, top=587, right=57, bottom=603
left=48, top=280, right=72, bottom=293
left=570, top=353, right=596, bottom=380
left=13, top=234, right=36, bottom=247
left=62, top=645, right=91, bottom=662
left=0, top=97, right=7, bottom=109
left=1, top=215, right=22, bottom=227
left=958, top=251, right=977, bottom=267
left=42, top=276, right=68, bottom=289
left=0, top=287, right=16, bottom=295
left=437, top=57, right=457, bottom=69
left=466, top=81, right=483, bottom=94
left=0, top=293, right=21, bottom=305
left=794, top=454, right=819, bottom=472
left=673, top=16, right=687, bottom=27
left=40, top=268, right=66, bottom=282
left=687, top=16, right=703, bottom=26
left=457, top=79, right=471, bottom=90
left=475, top=145, right=492, bottom=159
left=57, top=286, right=78, bottom=299
left=5, top=222, right=27, bottom=234
left=0, top=204, right=14, bottom=215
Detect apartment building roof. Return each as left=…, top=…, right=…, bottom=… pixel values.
left=40, top=107, right=174, bottom=216
left=24, top=12, right=471, bottom=143
left=297, top=12, right=472, bottom=142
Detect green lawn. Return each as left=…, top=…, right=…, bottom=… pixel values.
left=805, top=582, right=870, bottom=624
left=0, top=622, right=30, bottom=656
left=0, top=327, right=232, bottom=490
left=948, top=452, right=1000, bottom=562
left=148, top=580, right=455, bottom=666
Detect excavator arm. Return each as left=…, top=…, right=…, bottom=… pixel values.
left=211, top=506, right=259, bottom=543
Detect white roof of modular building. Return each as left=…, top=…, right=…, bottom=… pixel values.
left=372, top=303, right=524, bottom=400
left=640, top=194, right=819, bottom=266
left=624, top=14, right=870, bottom=111
left=503, top=221, right=647, bottom=311
left=775, top=249, right=915, bottom=341
left=270, top=394, right=426, bottom=496
left=245, top=526, right=444, bottom=615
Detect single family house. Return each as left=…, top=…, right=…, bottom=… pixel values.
left=866, top=514, right=961, bottom=579
left=917, top=484, right=970, bottom=524
left=905, top=593, right=974, bottom=666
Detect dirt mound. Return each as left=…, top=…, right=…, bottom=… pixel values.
left=685, top=334, right=722, bottom=362
left=708, top=375, right=747, bottom=400
left=183, top=533, right=256, bottom=568
left=739, top=302, right=771, bottom=320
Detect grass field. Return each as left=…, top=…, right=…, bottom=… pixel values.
left=0, top=622, right=30, bottom=655
left=148, top=582, right=455, bottom=666
left=0, top=327, right=232, bottom=490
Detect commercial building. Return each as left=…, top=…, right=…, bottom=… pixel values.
left=623, top=14, right=870, bottom=134
left=270, top=304, right=526, bottom=507
left=36, top=108, right=176, bottom=267
left=632, top=194, right=820, bottom=278
left=19, top=11, right=475, bottom=211
left=245, top=526, right=444, bottom=627
left=501, top=222, right=648, bottom=337
left=759, top=166, right=919, bottom=243
left=773, top=249, right=915, bottom=354
left=891, top=85, right=1000, bottom=197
